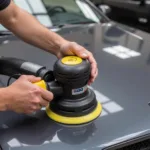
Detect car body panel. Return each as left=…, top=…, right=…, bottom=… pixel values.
left=0, top=21, right=150, bottom=150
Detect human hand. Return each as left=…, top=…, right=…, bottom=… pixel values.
left=57, top=41, right=98, bottom=85
left=5, top=75, right=53, bottom=114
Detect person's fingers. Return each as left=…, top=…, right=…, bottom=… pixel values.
left=40, top=88, right=54, bottom=102
left=70, top=43, right=88, bottom=58
left=86, top=52, right=97, bottom=81
left=20, top=75, right=41, bottom=83
left=95, top=68, right=98, bottom=79
left=70, top=44, right=98, bottom=83
left=35, top=104, right=42, bottom=110
left=60, top=42, right=98, bottom=83
left=40, top=98, right=49, bottom=107
left=88, top=68, right=98, bottom=85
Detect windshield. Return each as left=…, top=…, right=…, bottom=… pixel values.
left=0, top=0, right=103, bottom=31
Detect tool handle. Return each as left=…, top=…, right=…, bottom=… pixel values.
left=0, top=57, right=63, bottom=97
left=0, top=57, right=54, bottom=81
left=34, top=80, right=47, bottom=90
left=34, top=80, right=63, bottom=97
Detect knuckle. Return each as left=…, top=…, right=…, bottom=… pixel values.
left=20, top=75, right=27, bottom=79
left=90, top=52, right=93, bottom=56
left=29, top=75, right=35, bottom=78
left=71, top=41, right=76, bottom=45
left=71, top=42, right=78, bottom=48
left=35, top=88, right=42, bottom=93
left=33, top=97, right=40, bottom=104
left=29, top=91, right=34, bottom=98
left=88, top=51, right=92, bottom=55
left=33, top=87, right=42, bottom=94
left=47, top=93, right=54, bottom=101
left=31, top=105, right=38, bottom=110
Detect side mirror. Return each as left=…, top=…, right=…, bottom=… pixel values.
left=98, top=4, right=111, bottom=15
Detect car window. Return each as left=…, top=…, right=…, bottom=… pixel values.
left=14, top=0, right=53, bottom=27
left=42, top=0, right=100, bottom=25
left=13, top=0, right=32, bottom=13
left=0, top=0, right=103, bottom=31
left=0, top=0, right=53, bottom=31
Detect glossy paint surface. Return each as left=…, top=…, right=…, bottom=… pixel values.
left=0, top=22, right=150, bottom=150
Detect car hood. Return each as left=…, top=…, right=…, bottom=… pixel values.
left=0, top=22, right=150, bottom=150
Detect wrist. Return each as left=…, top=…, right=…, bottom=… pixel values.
left=55, top=39, right=69, bottom=57
left=0, top=88, right=11, bottom=111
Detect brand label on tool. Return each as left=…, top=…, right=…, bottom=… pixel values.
left=72, top=85, right=87, bottom=95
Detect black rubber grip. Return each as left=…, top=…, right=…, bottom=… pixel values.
left=0, top=57, right=54, bottom=81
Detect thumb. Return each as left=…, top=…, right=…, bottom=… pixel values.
left=21, top=75, right=41, bottom=83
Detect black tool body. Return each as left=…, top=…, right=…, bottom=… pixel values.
left=0, top=56, right=100, bottom=124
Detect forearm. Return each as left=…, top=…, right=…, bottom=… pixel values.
left=0, top=88, right=9, bottom=111
left=9, top=10, right=68, bottom=56
left=0, top=1, right=68, bottom=56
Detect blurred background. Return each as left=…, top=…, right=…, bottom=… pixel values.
left=91, top=0, right=150, bottom=33
left=2, top=0, right=149, bottom=34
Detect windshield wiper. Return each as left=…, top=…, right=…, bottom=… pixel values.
left=52, top=20, right=97, bottom=29
left=69, top=20, right=97, bottom=25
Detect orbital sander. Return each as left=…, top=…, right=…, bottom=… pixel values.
left=0, top=56, right=102, bottom=125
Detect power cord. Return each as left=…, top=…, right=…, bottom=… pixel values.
left=7, top=74, right=21, bottom=86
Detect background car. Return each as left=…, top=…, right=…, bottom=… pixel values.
left=91, top=0, right=150, bottom=33
left=0, top=0, right=105, bottom=31
left=1, top=0, right=150, bottom=150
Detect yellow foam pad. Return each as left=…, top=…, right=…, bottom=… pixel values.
left=46, top=102, right=102, bottom=125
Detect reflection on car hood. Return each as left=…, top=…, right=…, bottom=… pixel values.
left=1, top=22, right=150, bottom=150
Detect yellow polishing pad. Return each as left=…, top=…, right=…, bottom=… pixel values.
left=46, top=102, right=102, bottom=125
